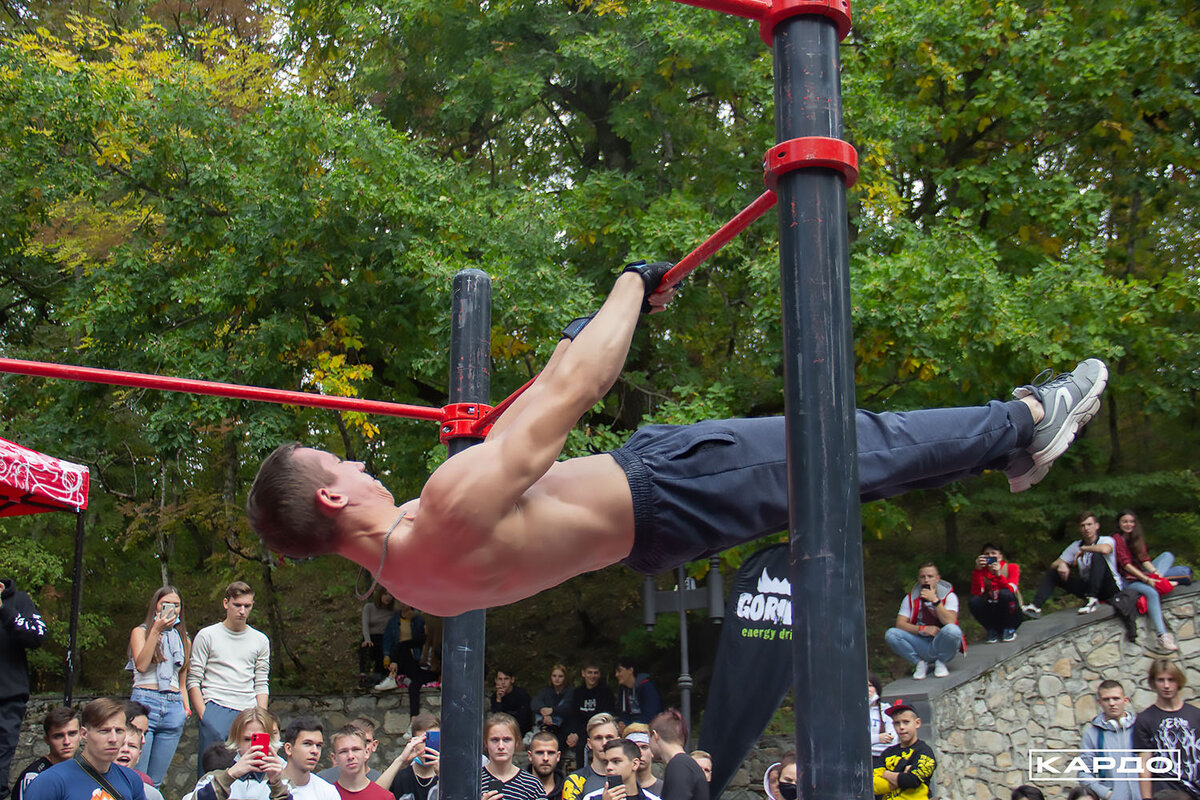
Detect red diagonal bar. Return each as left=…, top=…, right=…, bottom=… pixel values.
left=660, top=189, right=778, bottom=289
left=0, top=357, right=446, bottom=422
left=669, top=0, right=770, bottom=19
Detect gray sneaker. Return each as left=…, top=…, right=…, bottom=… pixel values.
left=1004, top=451, right=1049, bottom=493
left=1014, top=359, right=1108, bottom=467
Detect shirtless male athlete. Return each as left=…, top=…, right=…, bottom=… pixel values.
left=247, top=263, right=1108, bottom=617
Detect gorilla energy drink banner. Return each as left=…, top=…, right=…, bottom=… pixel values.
left=699, top=543, right=793, bottom=798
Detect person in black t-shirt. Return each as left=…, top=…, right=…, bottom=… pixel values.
left=490, top=669, right=534, bottom=737
left=1134, top=659, right=1200, bottom=799
left=648, top=710, right=707, bottom=800
left=379, top=713, right=439, bottom=800
left=11, top=708, right=80, bottom=800
left=565, top=664, right=615, bottom=770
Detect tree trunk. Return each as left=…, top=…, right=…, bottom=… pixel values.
left=944, top=508, right=959, bottom=553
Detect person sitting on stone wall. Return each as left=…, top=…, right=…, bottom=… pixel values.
left=968, top=542, right=1023, bottom=643
left=1022, top=511, right=1123, bottom=618
left=884, top=563, right=964, bottom=680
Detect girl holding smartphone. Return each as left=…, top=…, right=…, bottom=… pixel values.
left=128, top=585, right=192, bottom=786
left=191, top=707, right=287, bottom=800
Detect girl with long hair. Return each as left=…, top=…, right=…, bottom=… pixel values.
left=1113, top=510, right=1191, bottom=652
left=127, top=585, right=191, bottom=786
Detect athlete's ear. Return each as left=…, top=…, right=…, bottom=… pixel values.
left=316, top=486, right=349, bottom=515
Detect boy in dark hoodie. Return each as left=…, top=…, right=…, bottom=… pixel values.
left=1079, top=679, right=1138, bottom=800
left=615, top=658, right=662, bottom=731
left=0, top=579, right=47, bottom=800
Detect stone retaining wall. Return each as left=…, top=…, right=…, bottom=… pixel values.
left=936, top=593, right=1198, bottom=800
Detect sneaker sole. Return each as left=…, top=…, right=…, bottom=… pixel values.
left=1008, top=462, right=1050, bottom=493
left=1031, top=362, right=1108, bottom=467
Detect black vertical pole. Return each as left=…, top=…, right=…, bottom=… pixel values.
left=441, top=269, right=491, bottom=800
left=774, top=12, right=870, bottom=800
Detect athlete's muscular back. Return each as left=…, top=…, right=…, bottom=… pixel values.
left=316, top=273, right=669, bottom=616
left=384, top=452, right=636, bottom=617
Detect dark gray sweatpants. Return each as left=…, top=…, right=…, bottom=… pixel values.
left=611, top=400, right=1034, bottom=574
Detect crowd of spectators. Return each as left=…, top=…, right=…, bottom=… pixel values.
left=7, top=699, right=716, bottom=800
left=2, top=507, right=1195, bottom=800
left=1, top=572, right=709, bottom=800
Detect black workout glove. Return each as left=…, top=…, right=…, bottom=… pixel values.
left=561, top=314, right=596, bottom=341
left=620, top=259, right=676, bottom=313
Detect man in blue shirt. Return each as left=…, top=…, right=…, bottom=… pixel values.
left=25, top=698, right=146, bottom=800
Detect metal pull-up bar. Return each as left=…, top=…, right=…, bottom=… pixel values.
left=0, top=357, right=445, bottom=421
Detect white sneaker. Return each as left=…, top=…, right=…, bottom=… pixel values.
left=1022, top=603, right=1042, bottom=619
left=373, top=676, right=398, bottom=691
left=1078, top=597, right=1100, bottom=614
left=912, top=661, right=929, bottom=680
left=933, top=660, right=949, bottom=678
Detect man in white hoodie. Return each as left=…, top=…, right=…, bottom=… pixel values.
left=1079, top=679, right=1139, bottom=800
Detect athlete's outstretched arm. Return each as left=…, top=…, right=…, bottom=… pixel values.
left=484, top=268, right=677, bottom=442
left=421, top=272, right=648, bottom=526
left=483, top=338, right=571, bottom=442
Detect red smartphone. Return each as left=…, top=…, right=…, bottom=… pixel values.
left=250, top=733, right=270, bottom=756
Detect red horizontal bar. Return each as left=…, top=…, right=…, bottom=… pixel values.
left=0, top=358, right=446, bottom=422
left=661, top=189, right=778, bottom=289
left=669, top=0, right=770, bottom=19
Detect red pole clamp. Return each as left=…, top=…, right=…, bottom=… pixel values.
left=763, top=137, right=858, bottom=189
left=759, top=0, right=852, bottom=44
left=439, top=402, right=496, bottom=443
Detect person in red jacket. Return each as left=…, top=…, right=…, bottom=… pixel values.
left=968, top=543, right=1022, bottom=643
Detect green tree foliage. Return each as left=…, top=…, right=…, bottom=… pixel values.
left=0, top=0, right=1196, bottom=688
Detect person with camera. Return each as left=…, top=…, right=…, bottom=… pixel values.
left=190, top=707, right=287, bottom=800
left=127, top=586, right=191, bottom=786
left=968, top=543, right=1023, bottom=643
left=884, top=563, right=964, bottom=680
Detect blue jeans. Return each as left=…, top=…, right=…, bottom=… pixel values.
left=1123, top=581, right=1167, bottom=635
left=885, top=624, right=963, bottom=666
left=196, top=702, right=241, bottom=778
left=1153, top=552, right=1192, bottom=580
left=132, top=687, right=187, bottom=787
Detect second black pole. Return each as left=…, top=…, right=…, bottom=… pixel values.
left=773, top=10, right=871, bottom=800
left=441, top=269, right=492, bottom=800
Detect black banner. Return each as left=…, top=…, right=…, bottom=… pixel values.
left=699, top=544, right=794, bottom=798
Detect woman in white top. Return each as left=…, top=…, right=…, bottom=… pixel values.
left=867, top=673, right=896, bottom=769
left=128, top=586, right=192, bottom=786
